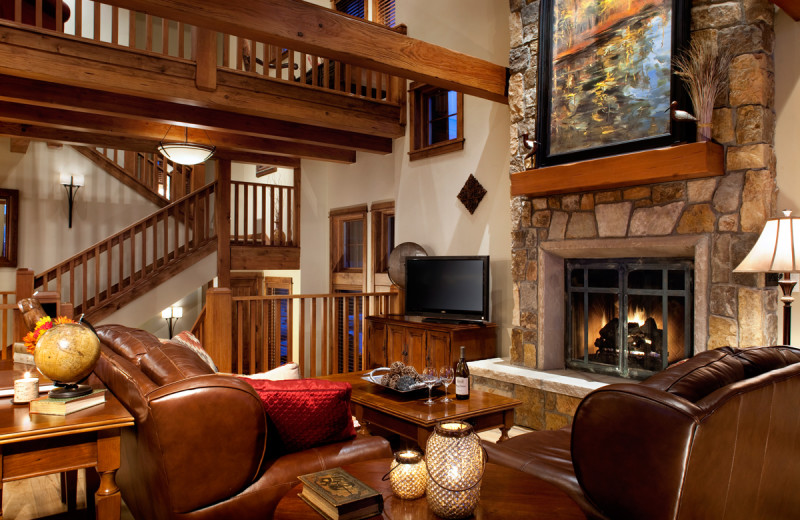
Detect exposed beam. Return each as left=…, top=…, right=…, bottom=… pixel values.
left=0, top=101, right=356, bottom=163
left=9, top=138, right=29, bottom=153
left=0, top=75, right=393, bottom=154
left=97, top=0, right=509, bottom=103
left=0, top=122, right=302, bottom=166
left=0, top=24, right=404, bottom=138
left=772, top=0, right=800, bottom=19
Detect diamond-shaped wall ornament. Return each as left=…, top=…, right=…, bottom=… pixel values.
left=457, top=174, right=487, bottom=215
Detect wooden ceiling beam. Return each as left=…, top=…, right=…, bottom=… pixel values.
left=0, top=101, right=356, bottom=163
left=0, top=122, right=302, bottom=166
left=0, top=75, right=393, bottom=154
left=9, top=138, right=29, bottom=154
left=97, top=0, right=509, bottom=103
left=0, top=24, right=404, bottom=138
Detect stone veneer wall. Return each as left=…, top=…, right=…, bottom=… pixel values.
left=497, top=0, right=779, bottom=429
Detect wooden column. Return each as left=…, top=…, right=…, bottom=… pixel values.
left=205, top=288, right=232, bottom=372
left=192, top=27, right=217, bottom=92
left=293, top=167, right=301, bottom=248
left=215, top=158, right=231, bottom=289
left=14, top=268, right=34, bottom=342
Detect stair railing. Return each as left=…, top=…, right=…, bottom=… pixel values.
left=34, top=182, right=217, bottom=319
left=230, top=180, right=297, bottom=247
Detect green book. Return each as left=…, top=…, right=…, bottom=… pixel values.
left=29, top=389, right=106, bottom=416
left=297, top=467, right=383, bottom=520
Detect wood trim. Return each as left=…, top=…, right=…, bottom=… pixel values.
left=772, top=0, right=800, bottom=20
left=408, top=138, right=465, bottom=161
left=329, top=203, right=369, bottom=217
left=510, top=141, right=725, bottom=198
left=98, top=0, right=508, bottom=103
left=215, top=159, right=232, bottom=288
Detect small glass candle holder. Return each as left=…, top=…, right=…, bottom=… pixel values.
left=14, top=372, right=39, bottom=403
left=425, top=421, right=485, bottom=519
left=383, top=449, right=427, bottom=500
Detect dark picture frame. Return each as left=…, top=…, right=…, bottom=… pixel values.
left=535, top=0, right=691, bottom=168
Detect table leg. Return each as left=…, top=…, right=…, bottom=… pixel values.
left=95, top=429, right=122, bottom=520
left=416, top=428, right=431, bottom=450
left=61, top=470, right=78, bottom=510
left=498, top=410, right=515, bottom=443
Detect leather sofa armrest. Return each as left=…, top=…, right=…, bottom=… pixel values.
left=144, top=374, right=269, bottom=514
left=572, top=384, right=701, bottom=520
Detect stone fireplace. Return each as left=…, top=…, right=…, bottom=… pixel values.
left=470, top=0, right=781, bottom=431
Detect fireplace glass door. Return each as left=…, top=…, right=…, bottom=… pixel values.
left=566, top=259, right=693, bottom=379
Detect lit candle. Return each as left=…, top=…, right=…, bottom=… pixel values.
left=388, top=450, right=427, bottom=500
left=14, top=372, right=39, bottom=403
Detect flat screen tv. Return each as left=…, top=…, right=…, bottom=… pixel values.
left=404, top=256, right=490, bottom=323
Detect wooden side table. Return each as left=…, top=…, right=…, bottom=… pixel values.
left=273, top=458, right=587, bottom=519
left=0, top=361, right=134, bottom=520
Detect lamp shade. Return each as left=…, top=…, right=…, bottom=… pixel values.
left=158, top=142, right=215, bottom=166
left=734, top=211, right=800, bottom=273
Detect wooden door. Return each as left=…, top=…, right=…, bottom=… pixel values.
left=230, top=272, right=264, bottom=373
left=426, top=330, right=451, bottom=370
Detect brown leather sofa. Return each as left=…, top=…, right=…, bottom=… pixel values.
left=91, top=324, right=391, bottom=520
left=484, top=346, right=800, bottom=520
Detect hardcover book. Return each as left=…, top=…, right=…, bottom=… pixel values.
left=29, top=389, right=106, bottom=416
left=297, top=467, right=383, bottom=520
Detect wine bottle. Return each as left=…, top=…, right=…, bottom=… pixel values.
left=455, top=346, right=470, bottom=400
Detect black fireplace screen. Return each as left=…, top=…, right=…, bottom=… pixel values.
left=566, top=258, right=693, bottom=379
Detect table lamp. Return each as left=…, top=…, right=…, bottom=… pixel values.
left=734, top=210, right=800, bottom=345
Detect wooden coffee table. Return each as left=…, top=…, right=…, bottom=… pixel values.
left=273, top=458, right=587, bottom=519
left=0, top=361, right=134, bottom=520
left=318, top=372, right=521, bottom=448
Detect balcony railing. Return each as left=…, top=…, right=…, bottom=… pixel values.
left=1, top=0, right=404, bottom=104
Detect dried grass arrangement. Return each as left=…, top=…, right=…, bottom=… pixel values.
left=673, top=38, right=735, bottom=142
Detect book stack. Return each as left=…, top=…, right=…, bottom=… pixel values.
left=297, top=467, right=383, bottom=520
left=29, top=389, right=106, bottom=416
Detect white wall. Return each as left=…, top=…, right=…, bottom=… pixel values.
left=300, top=0, right=513, bottom=355
left=775, top=10, right=800, bottom=345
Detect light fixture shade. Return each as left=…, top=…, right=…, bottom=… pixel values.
left=172, top=306, right=183, bottom=318
left=158, top=142, right=215, bottom=166
left=161, top=308, right=173, bottom=319
left=734, top=211, right=800, bottom=273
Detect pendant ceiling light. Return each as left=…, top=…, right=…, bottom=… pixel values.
left=158, top=126, right=216, bottom=166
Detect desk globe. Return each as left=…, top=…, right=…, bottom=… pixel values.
left=35, top=323, right=101, bottom=398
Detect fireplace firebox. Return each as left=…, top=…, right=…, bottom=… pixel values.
left=566, top=258, right=693, bottom=379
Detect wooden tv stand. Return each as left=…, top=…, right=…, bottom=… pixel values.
left=365, top=315, right=497, bottom=371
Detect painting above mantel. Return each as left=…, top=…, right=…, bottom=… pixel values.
left=511, top=141, right=723, bottom=198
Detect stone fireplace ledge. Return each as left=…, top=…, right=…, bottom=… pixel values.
left=469, top=358, right=630, bottom=399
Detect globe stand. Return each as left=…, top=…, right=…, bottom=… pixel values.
left=48, top=382, right=93, bottom=399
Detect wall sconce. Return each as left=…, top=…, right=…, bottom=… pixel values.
left=158, top=126, right=215, bottom=166
left=425, top=421, right=485, bottom=518
left=162, top=306, right=183, bottom=338
left=60, top=173, right=84, bottom=228
left=383, top=449, right=427, bottom=500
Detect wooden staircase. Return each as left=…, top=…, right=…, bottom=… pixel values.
left=20, top=182, right=218, bottom=323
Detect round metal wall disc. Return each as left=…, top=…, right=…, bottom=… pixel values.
left=388, top=242, right=427, bottom=288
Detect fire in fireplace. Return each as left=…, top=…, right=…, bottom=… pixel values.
left=566, top=258, right=693, bottom=379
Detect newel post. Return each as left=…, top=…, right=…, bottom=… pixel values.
left=205, top=288, right=233, bottom=373
left=192, top=27, right=217, bottom=92
left=14, top=268, right=34, bottom=342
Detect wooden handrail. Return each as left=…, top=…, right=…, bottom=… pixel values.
left=0, top=0, right=404, bottom=104
left=230, top=180, right=296, bottom=247
left=202, top=289, right=398, bottom=377
left=34, top=182, right=218, bottom=320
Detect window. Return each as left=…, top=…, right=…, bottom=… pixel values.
left=0, top=189, right=18, bottom=268
left=371, top=201, right=395, bottom=275
left=409, top=83, right=464, bottom=161
left=333, top=0, right=396, bottom=27
left=330, top=205, right=368, bottom=290
left=264, top=277, right=293, bottom=365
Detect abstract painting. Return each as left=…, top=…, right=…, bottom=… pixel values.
left=535, top=0, right=689, bottom=167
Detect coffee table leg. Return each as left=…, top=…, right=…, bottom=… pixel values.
left=498, top=410, right=515, bottom=443
left=95, top=429, right=122, bottom=520
left=417, top=428, right=431, bottom=449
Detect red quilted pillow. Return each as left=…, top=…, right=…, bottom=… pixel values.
left=240, top=378, right=357, bottom=454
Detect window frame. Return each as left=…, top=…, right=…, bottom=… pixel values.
left=408, top=82, right=464, bottom=161
left=330, top=204, right=368, bottom=291
left=0, top=189, right=19, bottom=268
left=370, top=201, right=395, bottom=289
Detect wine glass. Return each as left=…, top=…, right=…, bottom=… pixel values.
left=439, top=367, right=454, bottom=403
left=422, top=366, right=438, bottom=405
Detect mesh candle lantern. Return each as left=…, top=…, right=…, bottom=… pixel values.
left=384, top=450, right=427, bottom=500
left=425, top=421, right=485, bottom=519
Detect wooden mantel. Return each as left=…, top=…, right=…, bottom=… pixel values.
left=510, top=141, right=724, bottom=198
left=772, top=0, right=800, bottom=20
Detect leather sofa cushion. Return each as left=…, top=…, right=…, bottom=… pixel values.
left=96, top=324, right=158, bottom=366
left=140, top=342, right=215, bottom=386
left=241, top=378, right=357, bottom=454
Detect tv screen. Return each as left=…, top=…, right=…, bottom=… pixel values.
left=404, top=256, right=490, bottom=322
